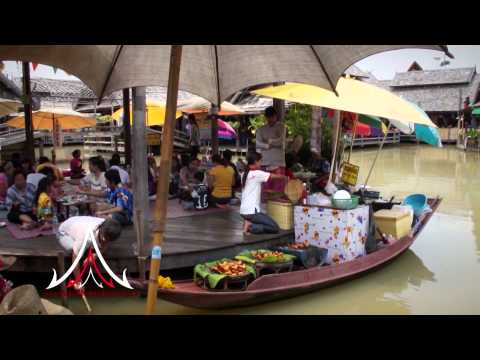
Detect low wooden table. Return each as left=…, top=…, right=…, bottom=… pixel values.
left=57, top=196, right=97, bottom=218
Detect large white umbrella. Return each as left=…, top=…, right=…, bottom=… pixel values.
left=0, top=98, right=22, bottom=116
left=0, top=45, right=452, bottom=103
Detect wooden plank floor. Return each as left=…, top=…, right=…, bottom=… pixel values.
left=0, top=210, right=294, bottom=273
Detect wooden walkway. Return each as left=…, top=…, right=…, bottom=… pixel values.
left=0, top=210, right=294, bottom=274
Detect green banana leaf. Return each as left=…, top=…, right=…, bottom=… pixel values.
left=235, top=249, right=296, bottom=264
left=194, top=258, right=256, bottom=289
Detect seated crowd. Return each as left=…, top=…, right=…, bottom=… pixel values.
left=0, top=150, right=136, bottom=231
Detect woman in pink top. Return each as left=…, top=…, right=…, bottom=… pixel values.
left=0, top=163, right=9, bottom=205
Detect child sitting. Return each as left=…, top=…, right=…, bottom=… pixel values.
left=70, top=149, right=85, bottom=180
left=35, top=177, right=55, bottom=231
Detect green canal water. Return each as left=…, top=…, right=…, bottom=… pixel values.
left=44, top=144, right=480, bottom=314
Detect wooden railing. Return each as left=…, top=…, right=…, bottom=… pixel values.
left=0, top=124, right=43, bottom=148
left=346, top=130, right=401, bottom=148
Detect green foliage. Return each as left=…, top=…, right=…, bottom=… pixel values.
left=467, top=129, right=478, bottom=139
left=283, top=104, right=312, bottom=141
left=247, top=104, right=336, bottom=159
left=248, top=115, right=266, bottom=133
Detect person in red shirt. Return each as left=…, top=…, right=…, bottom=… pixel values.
left=70, top=149, right=85, bottom=180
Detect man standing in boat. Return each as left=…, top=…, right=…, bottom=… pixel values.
left=255, top=106, right=287, bottom=195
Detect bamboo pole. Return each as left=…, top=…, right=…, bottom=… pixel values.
left=145, top=45, right=183, bottom=315
left=363, top=122, right=392, bottom=188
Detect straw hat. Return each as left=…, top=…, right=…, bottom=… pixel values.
left=0, top=256, right=16, bottom=272
left=0, top=285, right=73, bottom=315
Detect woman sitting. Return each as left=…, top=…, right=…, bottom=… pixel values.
left=20, top=158, right=35, bottom=176
left=79, top=157, right=107, bottom=193
left=109, top=153, right=130, bottom=187
left=70, top=149, right=85, bottom=180
left=0, top=164, right=8, bottom=209
left=179, top=156, right=201, bottom=200
left=35, top=177, right=55, bottom=231
left=93, top=169, right=133, bottom=226
left=208, top=154, right=234, bottom=209
left=240, top=152, right=286, bottom=235
left=5, top=170, right=37, bottom=230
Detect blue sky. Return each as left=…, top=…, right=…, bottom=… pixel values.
left=2, top=45, right=479, bottom=82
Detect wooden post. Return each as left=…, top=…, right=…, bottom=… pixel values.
left=146, top=45, right=182, bottom=315
left=22, top=62, right=35, bottom=162
left=123, top=88, right=132, bottom=166
left=39, top=137, right=44, bottom=158
left=273, top=83, right=286, bottom=121
left=211, top=114, right=219, bottom=155
left=57, top=251, right=68, bottom=308
left=131, top=87, right=149, bottom=281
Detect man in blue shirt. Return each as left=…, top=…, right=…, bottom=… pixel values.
left=94, top=169, right=133, bottom=226
left=6, top=170, right=37, bottom=229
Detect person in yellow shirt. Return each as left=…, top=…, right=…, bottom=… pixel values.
left=35, top=177, right=55, bottom=231
left=207, top=154, right=234, bottom=209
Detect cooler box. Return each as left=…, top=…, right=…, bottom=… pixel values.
left=374, top=209, right=413, bottom=240
left=267, top=200, right=294, bottom=231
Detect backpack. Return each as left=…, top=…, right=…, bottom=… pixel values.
left=191, top=184, right=209, bottom=210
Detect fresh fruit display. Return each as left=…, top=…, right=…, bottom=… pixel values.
left=251, top=250, right=286, bottom=262
left=209, top=260, right=248, bottom=277
left=288, top=240, right=309, bottom=250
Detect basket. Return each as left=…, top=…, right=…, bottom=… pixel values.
left=284, top=179, right=304, bottom=204
left=331, top=195, right=360, bottom=210
left=267, top=200, right=294, bottom=230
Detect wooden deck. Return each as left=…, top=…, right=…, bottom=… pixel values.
left=0, top=210, right=294, bottom=274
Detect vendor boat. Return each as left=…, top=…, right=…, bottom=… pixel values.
left=132, top=198, right=441, bottom=309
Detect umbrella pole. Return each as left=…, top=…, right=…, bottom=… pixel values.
left=328, top=110, right=342, bottom=184
left=363, top=122, right=392, bottom=188
left=51, top=114, right=57, bottom=164
left=347, top=115, right=358, bottom=163
left=145, top=45, right=182, bottom=315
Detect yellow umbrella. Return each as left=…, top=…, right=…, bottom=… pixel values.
left=253, top=77, right=437, bottom=128
left=112, top=100, right=182, bottom=126
left=179, top=97, right=245, bottom=116
left=7, top=108, right=96, bottom=130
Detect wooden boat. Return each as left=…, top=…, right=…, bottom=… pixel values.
left=133, top=198, right=441, bottom=309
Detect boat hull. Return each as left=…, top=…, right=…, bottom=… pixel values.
left=135, top=198, right=441, bottom=309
